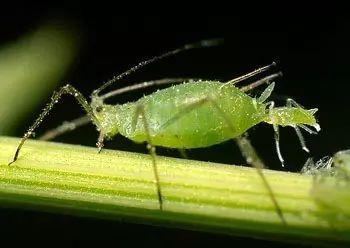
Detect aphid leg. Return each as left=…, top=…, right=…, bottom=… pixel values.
left=8, top=84, right=97, bottom=165
left=235, top=135, right=286, bottom=225
left=286, top=98, right=311, bottom=153
left=235, top=134, right=265, bottom=169
left=39, top=115, right=91, bottom=141
left=178, top=149, right=189, bottom=159
left=240, top=72, right=283, bottom=92
left=160, top=96, right=286, bottom=225
left=293, top=126, right=309, bottom=153
left=97, top=132, right=105, bottom=153
left=133, top=104, right=163, bottom=211
left=266, top=101, right=286, bottom=167
left=273, top=125, right=285, bottom=167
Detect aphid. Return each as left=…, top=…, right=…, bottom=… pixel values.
left=9, top=39, right=320, bottom=225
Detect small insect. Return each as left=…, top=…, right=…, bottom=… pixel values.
left=303, top=150, right=350, bottom=177
left=9, top=39, right=320, bottom=225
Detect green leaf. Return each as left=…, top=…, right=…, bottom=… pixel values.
left=0, top=136, right=349, bottom=246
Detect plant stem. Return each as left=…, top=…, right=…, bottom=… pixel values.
left=0, top=136, right=348, bottom=246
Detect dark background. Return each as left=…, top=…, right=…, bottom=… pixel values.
left=1, top=8, right=349, bottom=247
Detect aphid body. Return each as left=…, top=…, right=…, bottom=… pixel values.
left=93, top=81, right=318, bottom=149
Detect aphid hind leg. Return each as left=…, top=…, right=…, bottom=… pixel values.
left=39, top=115, right=91, bottom=141
left=133, top=104, right=163, bottom=211
left=160, top=96, right=286, bottom=225
left=235, top=135, right=286, bottom=225
left=9, top=84, right=97, bottom=165
left=178, top=149, right=189, bottom=159
left=235, top=134, right=265, bottom=169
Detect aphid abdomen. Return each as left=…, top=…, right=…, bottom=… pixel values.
left=117, top=81, right=266, bottom=148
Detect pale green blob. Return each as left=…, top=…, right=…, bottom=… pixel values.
left=334, top=150, right=350, bottom=175
left=0, top=22, right=79, bottom=134
left=94, top=81, right=319, bottom=149
left=309, top=150, right=350, bottom=225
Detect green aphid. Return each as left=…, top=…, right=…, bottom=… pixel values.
left=9, top=39, right=320, bottom=225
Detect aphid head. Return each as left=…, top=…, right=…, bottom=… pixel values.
left=91, top=96, right=119, bottom=138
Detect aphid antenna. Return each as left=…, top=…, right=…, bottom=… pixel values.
left=100, top=78, right=198, bottom=101
left=92, top=39, right=224, bottom=96
left=221, top=62, right=277, bottom=89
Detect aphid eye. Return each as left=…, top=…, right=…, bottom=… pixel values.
left=95, top=106, right=103, bottom=113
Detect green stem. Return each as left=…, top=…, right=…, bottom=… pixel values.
left=0, top=136, right=348, bottom=246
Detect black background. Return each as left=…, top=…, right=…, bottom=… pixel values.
left=1, top=7, right=349, bottom=248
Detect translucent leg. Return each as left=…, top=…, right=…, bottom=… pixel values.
left=9, top=84, right=97, bottom=165
left=133, top=104, right=163, bottom=210
left=39, top=116, right=90, bottom=141
left=286, top=98, right=311, bottom=153
left=235, top=135, right=286, bottom=225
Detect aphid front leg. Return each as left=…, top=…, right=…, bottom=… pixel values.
left=266, top=101, right=286, bottom=167
left=9, top=84, right=97, bottom=165
left=273, top=125, right=285, bottom=167
left=97, top=132, right=105, bottom=153
left=132, top=104, right=163, bottom=211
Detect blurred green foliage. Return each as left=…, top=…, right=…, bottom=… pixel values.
left=0, top=21, right=79, bottom=134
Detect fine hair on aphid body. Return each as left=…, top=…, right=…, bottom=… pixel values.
left=9, top=39, right=321, bottom=225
